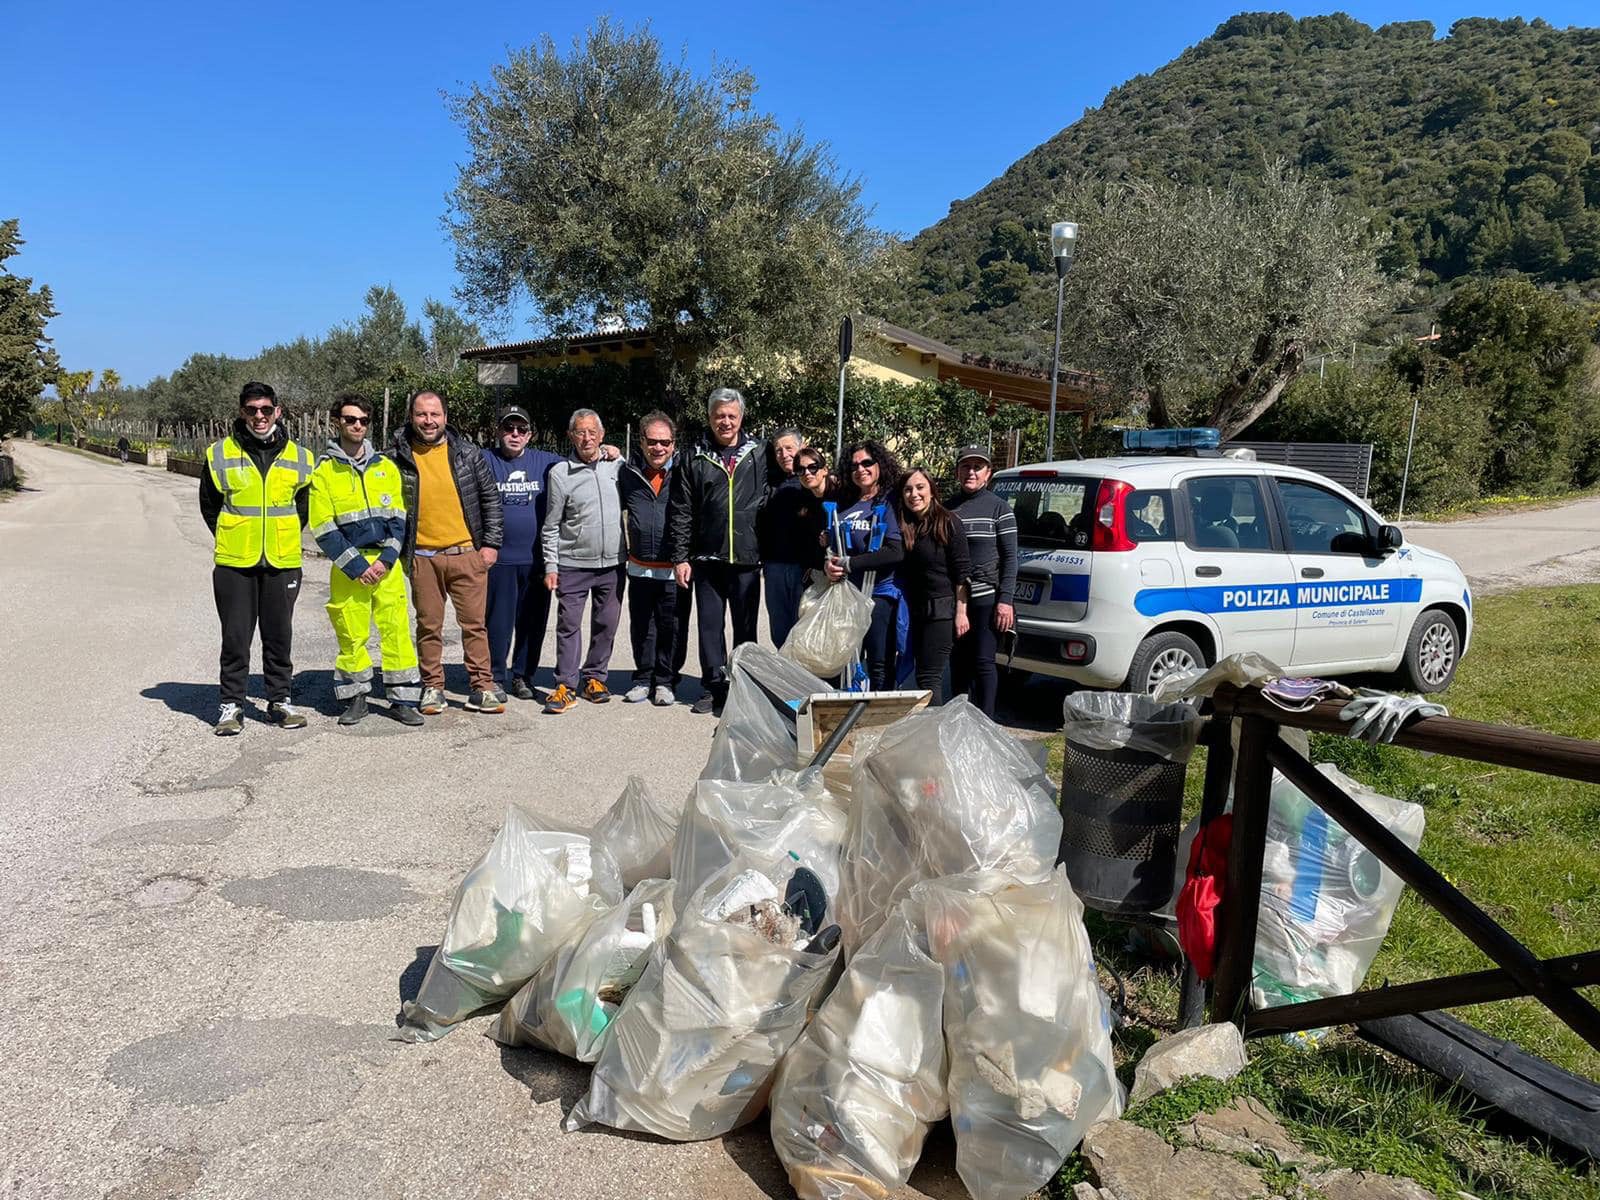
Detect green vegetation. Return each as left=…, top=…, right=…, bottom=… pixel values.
left=447, top=19, right=882, bottom=403
left=1257, top=278, right=1600, bottom=512
left=1050, top=162, right=1388, bottom=437
left=101, top=285, right=488, bottom=439
left=0, top=218, right=60, bottom=438
left=1044, top=584, right=1600, bottom=1197
left=890, top=15, right=1600, bottom=362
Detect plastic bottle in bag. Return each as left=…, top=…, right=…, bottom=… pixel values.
left=565, top=853, right=842, bottom=1141
left=397, top=806, right=617, bottom=1042
left=839, top=699, right=1062, bottom=954
left=492, top=878, right=677, bottom=1062
left=770, top=898, right=948, bottom=1200
left=918, top=868, right=1122, bottom=1200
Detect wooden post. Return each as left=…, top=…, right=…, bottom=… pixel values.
left=1179, top=713, right=1235, bottom=1028
left=1209, top=713, right=1275, bottom=1024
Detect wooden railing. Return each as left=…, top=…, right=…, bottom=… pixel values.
left=1191, top=684, right=1600, bottom=1053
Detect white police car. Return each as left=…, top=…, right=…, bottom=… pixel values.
left=994, top=430, right=1471, bottom=694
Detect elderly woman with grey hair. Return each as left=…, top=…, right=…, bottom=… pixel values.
left=665, top=386, right=773, bottom=715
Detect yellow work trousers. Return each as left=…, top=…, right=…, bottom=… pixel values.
left=327, top=553, right=422, bottom=703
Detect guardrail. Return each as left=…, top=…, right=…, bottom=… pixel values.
left=1184, top=684, right=1600, bottom=1153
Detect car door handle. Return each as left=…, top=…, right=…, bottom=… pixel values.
left=1195, top=566, right=1222, bottom=578
left=1300, top=567, right=1324, bottom=578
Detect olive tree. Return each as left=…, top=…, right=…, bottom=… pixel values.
left=446, top=20, right=881, bottom=399
left=1058, top=162, right=1387, bottom=436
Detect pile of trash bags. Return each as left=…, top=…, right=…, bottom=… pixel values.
left=400, top=645, right=1434, bottom=1195
left=399, top=643, right=1124, bottom=1200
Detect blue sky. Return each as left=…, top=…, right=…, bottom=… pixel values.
left=5, top=1, right=1596, bottom=384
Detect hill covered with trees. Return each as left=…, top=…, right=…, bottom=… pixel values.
left=887, top=13, right=1600, bottom=362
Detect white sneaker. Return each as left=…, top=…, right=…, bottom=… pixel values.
left=623, top=683, right=652, bottom=703
left=215, top=703, right=244, bottom=736
left=651, top=686, right=676, bottom=707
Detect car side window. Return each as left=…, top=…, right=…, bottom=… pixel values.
left=1184, top=476, right=1273, bottom=552
left=1277, top=479, right=1371, bottom=555
left=1126, top=488, right=1175, bottom=543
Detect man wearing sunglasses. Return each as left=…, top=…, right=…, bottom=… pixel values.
left=199, top=381, right=315, bottom=735
left=307, top=393, right=422, bottom=727
left=619, top=411, right=692, bottom=705
left=482, top=406, right=564, bottom=703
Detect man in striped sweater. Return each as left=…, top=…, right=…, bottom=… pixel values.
left=946, top=445, right=1018, bottom=718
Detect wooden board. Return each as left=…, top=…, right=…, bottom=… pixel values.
left=796, top=690, right=932, bottom=797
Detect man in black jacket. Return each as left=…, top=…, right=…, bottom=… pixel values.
left=621, top=411, right=692, bottom=706
left=666, top=387, right=770, bottom=714
left=387, top=389, right=505, bottom=715
left=946, top=445, right=1018, bottom=718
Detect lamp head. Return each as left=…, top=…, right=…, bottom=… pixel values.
left=1051, top=221, right=1079, bottom=263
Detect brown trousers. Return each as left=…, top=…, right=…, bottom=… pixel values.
left=411, top=550, right=493, bottom=691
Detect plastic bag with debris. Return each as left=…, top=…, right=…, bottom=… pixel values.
left=1253, top=764, right=1425, bottom=1013
left=671, top=776, right=848, bottom=919
left=397, top=806, right=619, bottom=1042
left=1062, top=691, right=1204, bottom=762
left=566, top=853, right=843, bottom=1141
left=839, top=699, right=1061, bottom=954
left=781, top=577, right=874, bottom=678
left=701, top=643, right=829, bottom=783
left=770, top=898, right=948, bottom=1200
left=491, top=878, right=676, bottom=1062
left=919, top=868, right=1122, bottom=1200
left=1148, top=650, right=1284, bottom=703
left=591, top=775, right=678, bottom=891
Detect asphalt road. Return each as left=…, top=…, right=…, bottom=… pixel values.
left=1401, top=494, right=1600, bottom=594
left=0, top=442, right=967, bottom=1200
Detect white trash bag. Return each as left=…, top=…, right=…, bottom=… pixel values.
left=839, top=699, right=1062, bottom=953
left=1253, top=764, right=1425, bottom=1012
left=566, top=853, right=842, bottom=1141
left=591, top=775, right=678, bottom=891
left=397, top=806, right=617, bottom=1042
left=781, top=577, right=874, bottom=678
left=671, top=775, right=847, bottom=918
left=491, top=878, right=676, bottom=1062
left=770, top=898, right=948, bottom=1200
left=702, top=643, right=830, bottom=783
left=920, top=868, right=1122, bottom=1200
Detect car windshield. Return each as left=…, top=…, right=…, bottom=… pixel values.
left=992, top=475, right=1094, bottom=549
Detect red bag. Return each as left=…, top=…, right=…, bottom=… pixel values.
left=1177, top=814, right=1232, bottom=981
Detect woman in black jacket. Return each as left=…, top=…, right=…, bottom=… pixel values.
left=896, top=467, right=971, bottom=703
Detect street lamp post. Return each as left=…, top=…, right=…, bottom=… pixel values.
left=1047, top=221, right=1079, bottom=461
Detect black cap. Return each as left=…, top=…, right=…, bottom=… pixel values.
left=955, top=445, right=991, bottom=467
left=498, top=405, right=531, bottom=427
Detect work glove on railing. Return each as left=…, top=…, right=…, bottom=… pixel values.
left=1339, top=689, right=1448, bottom=743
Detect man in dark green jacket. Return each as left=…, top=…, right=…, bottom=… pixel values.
left=666, top=387, right=771, bottom=714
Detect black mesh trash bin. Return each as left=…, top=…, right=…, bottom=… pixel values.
left=1058, top=693, right=1203, bottom=915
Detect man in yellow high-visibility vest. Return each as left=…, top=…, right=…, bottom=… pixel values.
left=309, top=392, right=423, bottom=728
left=199, top=382, right=315, bottom=735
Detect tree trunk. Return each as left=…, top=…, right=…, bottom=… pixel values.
left=1210, top=333, right=1305, bottom=439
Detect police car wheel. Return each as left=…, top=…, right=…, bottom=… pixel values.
left=1403, top=609, right=1459, bottom=694
left=1124, top=631, right=1205, bottom=695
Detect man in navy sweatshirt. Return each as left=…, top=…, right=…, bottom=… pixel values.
left=481, top=407, right=563, bottom=702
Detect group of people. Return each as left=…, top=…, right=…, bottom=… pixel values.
left=200, top=380, right=1018, bottom=735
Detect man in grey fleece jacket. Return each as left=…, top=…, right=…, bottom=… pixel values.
left=540, top=408, right=626, bottom=712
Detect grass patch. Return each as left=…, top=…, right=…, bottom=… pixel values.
left=1043, top=585, right=1600, bottom=1196
left=1402, top=484, right=1600, bottom=524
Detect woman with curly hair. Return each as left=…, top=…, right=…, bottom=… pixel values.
left=896, top=467, right=971, bottom=703
left=823, top=439, right=904, bottom=688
